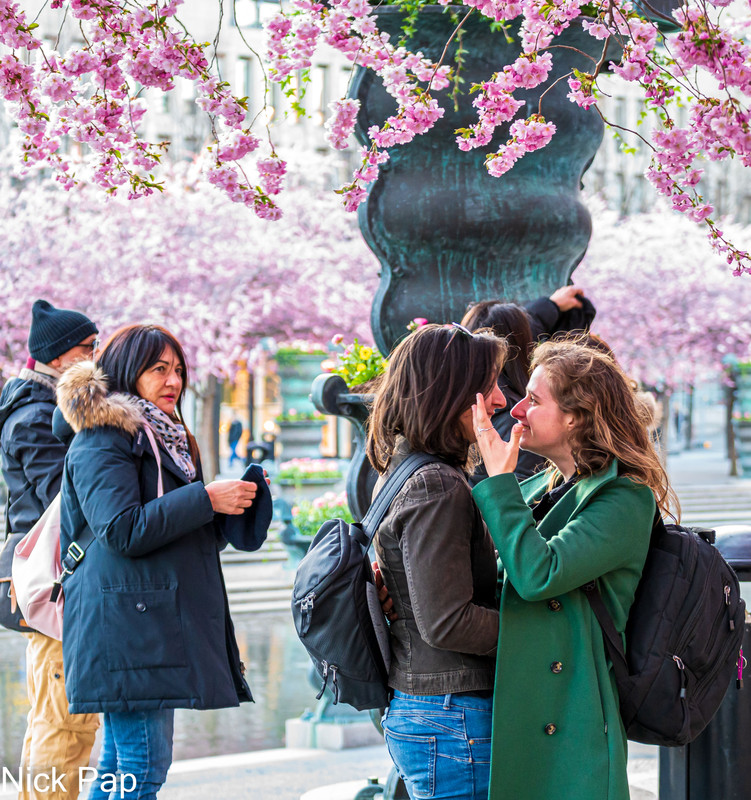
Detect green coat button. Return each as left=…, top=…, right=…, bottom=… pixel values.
left=550, top=661, right=563, bottom=674
left=544, top=723, right=557, bottom=735
left=548, top=599, right=562, bottom=611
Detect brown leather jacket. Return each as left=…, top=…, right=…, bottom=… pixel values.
left=374, top=441, right=498, bottom=695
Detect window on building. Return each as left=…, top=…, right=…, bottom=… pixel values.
left=236, top=57, right=254, bottom=117
left=309, top=64, right=329, bottom=126
left=232, top=0, right=265, bottom=28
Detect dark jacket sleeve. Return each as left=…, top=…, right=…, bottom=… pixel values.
left=9, top=404, right=67, bottom=513
left=525, top=295, right=597, bottom=341
left=67, top=429, right=216, bottom=558
left=525, top=297, right=561, bottom=339
left=392, top=468, right=498, bottom=655
left=52, top=405, right=75, bottom=448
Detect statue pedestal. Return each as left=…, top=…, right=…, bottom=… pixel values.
left=285, top=715, right=383, bottom=750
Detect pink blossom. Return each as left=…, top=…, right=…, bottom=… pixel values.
left=324, top=99, right=360, bottom=150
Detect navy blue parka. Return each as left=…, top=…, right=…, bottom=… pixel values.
left=56, top=361, right=268, bottom=714
left=0, top=369, right=67, bottom=534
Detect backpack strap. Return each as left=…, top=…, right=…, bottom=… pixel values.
left=582, top=507, right=662, bottom=724
left=582, top=581, right=630, bottom=686
left=356, top=453, right=443, bottom=549
left=57, top=425, right=164, bottom=591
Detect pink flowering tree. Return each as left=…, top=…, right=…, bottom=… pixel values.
left=0, top=155, right=378, bottom=466
left=574, top=199, right=751, bottom=454
left=0, top=158, right=377, bottom=383
left=575, top=200, right=751, bottom=389
left=0, top=0, right=749, bottom=270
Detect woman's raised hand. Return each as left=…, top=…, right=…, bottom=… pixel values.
left=205, top=480, right=258, bottom=515
left=472, top=393, right=523, bottom=477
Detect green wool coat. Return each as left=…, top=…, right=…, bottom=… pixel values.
left=472, top=461, right=656, bottom=800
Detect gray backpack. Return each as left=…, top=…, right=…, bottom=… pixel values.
left=291, top=453, right=439, bottom=710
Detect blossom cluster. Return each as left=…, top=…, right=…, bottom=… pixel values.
left=266, top=0, right=452, bottom=210
left=0, top=0, right=283, bottom=218
left=0, top=0, right=749, bottom=268
left=0, top=150, right=379, bottom=383
left=575, top=198, right=751, bottom=388
left=261, top=0, right=749, bottom=268
left=278, top=458, right=343, bottom=481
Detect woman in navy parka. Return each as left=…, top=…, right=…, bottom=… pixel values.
left=56, top=325, right=270, bottom=800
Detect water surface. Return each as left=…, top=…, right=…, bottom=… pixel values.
left=0, top=612, right=319, bottom=769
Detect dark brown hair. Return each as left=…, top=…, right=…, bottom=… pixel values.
left=97, top=324, right=198, bottom=460
left=367, top=324, right=507, bottom=473
left=531, top=339, right=677, bottom=517
left=461, top=301, right=533, bottom=397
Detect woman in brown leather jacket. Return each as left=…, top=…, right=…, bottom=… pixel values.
left=367, top=323, right=515, bottom=800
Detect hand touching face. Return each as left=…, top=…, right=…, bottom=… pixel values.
left=471, top=392, right=524, bottom=477
left=459, top=383, right=506, bottom=443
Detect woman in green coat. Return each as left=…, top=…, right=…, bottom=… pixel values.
left=471, top=339, right=676, bottom=800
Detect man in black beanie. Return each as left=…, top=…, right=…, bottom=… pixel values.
left=0, top=300, right=99, bottom=800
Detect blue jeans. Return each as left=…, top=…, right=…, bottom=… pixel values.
left=86, top=710, right=174, bottom=800
left=382, top=690, right=492, bottom=800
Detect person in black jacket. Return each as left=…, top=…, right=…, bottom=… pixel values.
left=0, top=300, right=100, bottom=800
left=462, top=285, right=596, bottom=484
left=56, top=324, right=271, bottom=800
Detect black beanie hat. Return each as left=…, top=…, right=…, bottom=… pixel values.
left=28, top=300, right=99, bottom=363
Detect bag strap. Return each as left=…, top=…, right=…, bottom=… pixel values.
left=356, top=453, right=443, bottom=549
left=59, top=425, right=164, bottom=583
left=582, top=581, right=629, bottom=676
left=581, top=507, right=662, bottom=687
left=142, top=424, right=164, bottom=498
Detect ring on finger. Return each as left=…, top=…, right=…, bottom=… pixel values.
left=477, top=426, right=493, bottom=433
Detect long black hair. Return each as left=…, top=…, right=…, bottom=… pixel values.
left=98, top=324, right=189, bottom=416
left=461, top=301, right=533, bottom=397
left=97, top=323, right=198, bottom=459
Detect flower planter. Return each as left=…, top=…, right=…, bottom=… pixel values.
left=275, top=477, right=343, bottom=504
left=732, top=420, right=751, bottom=475
left=312, top=373, right=378, bottom=521
left=277, top=353, right=327, bottom=417
left=276, top=419, right=326, bottom=460
left=350, top=9, right=610, bottom=352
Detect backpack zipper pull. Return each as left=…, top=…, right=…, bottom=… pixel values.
left=330, top=664, right=340, bottom=704
left=725, top=586, right=735, bottom=631
left=738, top=648, right=746, bottom=690
left=673, top=655, right=687, bottom=698
left=299, top=592, right=316, bottom=637
left=315, top=660, right=329, bottom=700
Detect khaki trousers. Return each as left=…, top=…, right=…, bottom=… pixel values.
left=19, top=632, right=99, bottom=800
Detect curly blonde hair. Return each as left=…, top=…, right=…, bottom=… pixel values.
left=531, top=339, right=678, bottom=518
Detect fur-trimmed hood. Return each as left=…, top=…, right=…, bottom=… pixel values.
left=56, top=360, right=144, bottom=435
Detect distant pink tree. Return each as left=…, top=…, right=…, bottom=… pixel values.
left=574, top=201, right=751, bottom=391
left=0, top=158, right=379, bottom=385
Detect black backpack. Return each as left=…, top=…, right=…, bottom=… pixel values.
left=584, top=516, right=746, bottom=747
left=291, top=453, right=439, bottom=711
